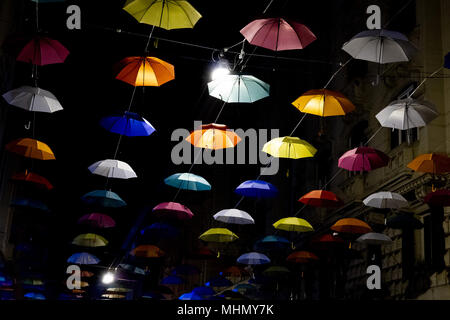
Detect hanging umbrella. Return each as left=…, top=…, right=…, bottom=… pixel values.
left=24, top=292, right=46, bottom=300
left=205, top=275, right=233, bottom=287
left=235, top=180, right=278, bottom=198
left=141, top=292, right=165, bottom=300
left=330, top=218, right=372, bottom=234
left=101, top=293, right=126, bottom=299
left=81, top=190, right=127, bottom=208
left=5, top=138, right=55, bottom=160
left=237, top=252, right=270, bottom=265
left=118, top=264, right=146, bottom=275
left=140, top=222, right=179, bottom=239
left=190, top=247, right=216, bottom=259
left=115, top=56, right=175, bottom=86
left=233, top=283, right=257, bottom=295
left=356, top=232, right=392, bottom=245
left=186, top=123, right=241, bottom=150
left=222, top=266, right=248, bottom=278
left=72, top=233, right=108, bottom=247
left=292, top=89, right=355, bottom=116
left=152, top=202, right=194, bottom=220
left=123, top=0, right=202, bottom=29
left=11, top=171, right=53, bottom=190
left=130, top=245, right=165, bottom=258
left=67, top=252, right=100, bottom=265
left=17, top=36, right=69, bottom=66
left=77, top=213, right=116, bottom=228
left=286, top=251, right=319, bottom=264
left=199, top=228, right=238, bottom=243
left=262, top=266, right=291, bottom=277
left=161, top=275, right=184, bottom=285
left=386, top=213, right=423, bottom=229
left=178, top=292, right=204, bottom=300
left=11, top=197, right=49, bottom=212
left=262, top=136, right=317, bottom=159
left=342, top=29, right=417, bottom=64
left=106, top=287, right=132, bottom=293
left=164, top=173, right=211, bottom=191
left=424, top=189, right=450, bottom=206
left=240, top=17, right=316, bottom=51
left=298, top=190, right=343, bottom=207
left=254, top=235, right=290, bottom=251
left=338, top=146, right=390, bottom=172
left=192, top=286, right=215, bottom=296
left=213, top=209, right=254, bottom=225
left=170, top=264, right=200, bottom=276
left=100, top=112, right=156, bottom=136
left=3, top=86, right=63, bottom=113
left=376, top=99, right=438, bottom=130
left=88, top=159, right=137, bottom=179
left=273, top=217, right=314, bottom=232
left=363, top=191, right=408, bottom=209
left=81, top=271, right=94, bottom=278
left=407, top=153, right=450, bottom=174
left=207, top=74, right=270, bottom=103
left=310, top=234, right=345, bottom=249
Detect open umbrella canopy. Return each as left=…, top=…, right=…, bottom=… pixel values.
left=407, top=153, right=450, bottom=174
left=24, top=292, right=46, bottom=300
left=101, top=293, right=126, bottom=300
left=140, top=222, right=179, bottom=239
left=186, top=123, right=241, bottom=150
left=11, top=171, right=53, bottom=190
left=254, top=235, right=290, bottom=251
left=152, top=202, right=194, bottom=220
left=363, top=191, right=408, bottom=209
left=100, top=112, right=156, bottom=137
left=310, top=234, right=345, bottom=248
left=16, top=36, right=69, bottom=66
left=199, top=228, right=238, bottom=243
left=386, top=213, right=423, bottom=229
left=330, top=218, right=372, bottom=234
left=115, top=56, right=175, bottom=87
left=5, top=138, right=55, bottom=160
left=11, top=197, right=49, bottom=212
left=161, top=275, right=184, bottom=285
left=298, top=190, right=342, bottom=207
left=77, top=213, right=116, bottom=228
left=240, top=17, right=316, bottom=51
left=207, top=74, right=270, bottom=103
left=123, top=0, right=202, bottom=29
left=72, top=233, right=108, bottom=247
left=342, top=29, right=417, bottom=64
left=178, top=292, right=204, bottom=300
left=338, top=146, right=390, bottom=172
left=67, top=252, right=100, bottom=265
left=234, top=180, right=278, bottom=198
left=205, top=275, right=233, bottom=287
left=273, top=217, right=314, bottom=232
left=424, top=189, right=450, bottom=206
left=233, top=283, right=257, bottom=295
left=376, top=99, right=438, bottom=130
left=164, top=173, right=211, bottom=191
left=213, top=209, right=255, bottom=225
left=118, top=263, right=146, bottom=275
left=170, top=264, right=200, bottom=276
left=286, top=251, right=319, bottom=264
left=88, top=159, right=137, bottom=179
left=262, top=266, right=291, bottom=277
left=81, top=190, right=127, bottom=208
left=192, top=286, right=216, bottom=296
left=222, top=266, right=248, bottom=278
left=106, top=287, right=133, bottom=293
left=292, top=89, right=355, bottom=116
left=131, top=244, right=165, bottom=258
left=190, top=247, right=216, bottom=259
left=237, top=252, right=270, bottom=265
left=262, top=136, right=317, bottom=159
left=356, top=232, right=392, bottom=245
left=3, top=86, right=63, bottom=113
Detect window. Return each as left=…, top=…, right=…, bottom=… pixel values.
left=423, top=207, right=446, bottom=272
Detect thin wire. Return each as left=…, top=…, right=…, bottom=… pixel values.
left=383, top=0, right=415, bottom=29
left=323, top=58, right=353, bottom=89
left=365, top=126, right=383, bottom=145
left=408, top=66, right=444, bottom=97
left=323, top=168, right=344, bottom=190
left=289, top=113, right=308, bottom=136
left=263, top=0, right=275, bottom=14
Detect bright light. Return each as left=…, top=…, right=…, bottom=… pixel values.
left=102, top=271, right=115, bottom=285
left=211, top=59, right=230, bottom=81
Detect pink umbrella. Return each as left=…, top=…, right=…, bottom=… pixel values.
left=17, top=36, right=69, bottom=66
left=240, top=18, right=316, bottom=51
left=78, top=213, right=116, bottom=229
left=338, top=147, right=390, bottom=172
left=152, top=202, right=194, bottom=220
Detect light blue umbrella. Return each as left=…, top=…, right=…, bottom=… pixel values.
left=237, top=252, right=270, bottom=265
left=179, top=292, right=204, bottom=300
left=253, top=235, right=290, bottom=251
left=207, top=74, right=270, bottom=103
left=164, top=173, right=211, bottom=191
left=67, top=252, right=100, bottom=265
left=81, top=190, right=127, bottom=208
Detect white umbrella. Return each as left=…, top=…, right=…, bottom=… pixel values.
left=363, top=191, right=408, bottom=209
left=356, top=232, right=392, bottom=245
left=376, top=98, right=438, bottom=130
left=88, top=159, right=137, bottom=179
left=2, top=86, right=63, bottom=113
left=213, top=209, right=255, bottom=225
left=207, top=75, right=270, bottom=103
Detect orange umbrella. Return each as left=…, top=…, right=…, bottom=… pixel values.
left=5, top=138, right=55, bottom=160
left=286, top=251, right=319, bottom=263
left=130, top=244, right=165, bottom=258
left=298, top=190, right=342, bottom=207
left=186, top=123, right=241, bottom=150
left=81, top=271, right=94, bottom=278
left=330, top=218, right=372, bottom=234
left=11, top=171, right=53, bottom=190
left=115, top=56, right=175, bottom=87
left=407, top=153, right=450, bottom=174
left=292, top=89, right=355, bottom=117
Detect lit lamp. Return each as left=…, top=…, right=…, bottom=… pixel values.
left=210, top=57, right=230, bottom=81
left=101, top=271, right=115, bottom=285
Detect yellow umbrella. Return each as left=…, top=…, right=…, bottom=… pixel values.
left=262, top=136, right=317, bottom=159
left=101, top=293, right=125, bottom=299
left=292, top=89, right=355, bottom=117
left=106, top=288, right=132, bottom=293
left=5, top=138, right=55, bottom=160
left=273, top=217, right=314, bottom=232
left=123, top=0, right=202, bottom=30
left=199, top=228, right=238, bottom=243
left=72, top=233, right=108, bottom=247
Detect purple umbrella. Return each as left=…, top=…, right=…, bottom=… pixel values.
left=338, top=147, right=390, bottom=172
left=152, top=202, right=194, bottom=220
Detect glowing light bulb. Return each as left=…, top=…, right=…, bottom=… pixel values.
left=102, top=271, right=115, bottom=285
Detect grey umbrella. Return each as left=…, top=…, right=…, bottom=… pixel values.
left=356, top=232, right=392, bottom=245
left=2, top=86, right=63, bottom=113
left=363, top=191, right=408, bottom=209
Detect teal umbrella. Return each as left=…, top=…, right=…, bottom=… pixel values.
left=164, top=173, right=211, bottom=191
left=81, top=190, right=127, bottom=208
left=207, top=74, right=270, bottom=103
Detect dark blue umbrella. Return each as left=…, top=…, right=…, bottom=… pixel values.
left=445, top=52, right=450, bottom=69
left=192, top=286, right=215, bottom=296
left=161, top=275, right=184, bottom=285
left=81, top=190, right=127, bottom=208
left=24, top=292, right=46, bottom=300
left=100, top=111, right=156, bottom=137
left=205, top=275, right=233, bottom=287
left=253, top=235, right=290, bottom=251
left=171, top=264, right=200, bottom=276
left=11, top=197, right=49, bottom=212
left=235, top=180, right=278, bottom=198
left=179, top=292, right=204, bottom=300
left=140, top=223, right=179, bottom=239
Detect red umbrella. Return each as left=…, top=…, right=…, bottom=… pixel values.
left=78, top=213, right=116, bottom=229
left=311, top=234, right=345, bottom=247
left=338, top=146, right=390, bottom=172
left=16, top=36, right=69, bottom=66
left=11, top=171, right=53, bottom=190
left=298, top=190, right=343, bottom=207
left=240, top=17, right=316, bottom=51
left=190, top=247, right=216, bottom=259
left=424, top=189, right=450, bottom=206
left=152, top=202, right=194, bottom=220
left=286, top=251, right=319, bottom=264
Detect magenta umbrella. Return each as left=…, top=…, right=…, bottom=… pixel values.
left=78, top=213, right=116, bottom=228
left=338, top=147, right=390, bottom=172
left=16, top=36, right=69, bottom=66
left=240, top=17, right=316, bottom=51
left=152, top=202, right=194, bottom=220
left=424, top=190, right=450, bottom=206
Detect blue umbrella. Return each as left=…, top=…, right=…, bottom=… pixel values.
left=205, top=275, right=233, bottom=287
left=118, top=263, right=146, bottom=275
left=235, top=180, right=278, bottom=198
left=179, top=292, right=204, bottom=300
left=171, top=264, right=200, bottom=276
left=100, top=111, right=156, bottom=137
left=161, top=275, right=184, bottom=285
left=24, top=292, right=46, bottom=300
left=192, top=286, right=215, bottom=296
left=140, top=223, right=179, bottom=239
left=253, top=235, right=290, bottom=251
left=81, top=190, right=127, bottom=208
left=207, top=74, right=270, bottom=103
left=11, top=197, right=49, bottom=212
left=237, top=252, right=271, bottom=265
left=164, top=173, right=211, bottom=191
left=67, top=252, right=100, bottom=265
